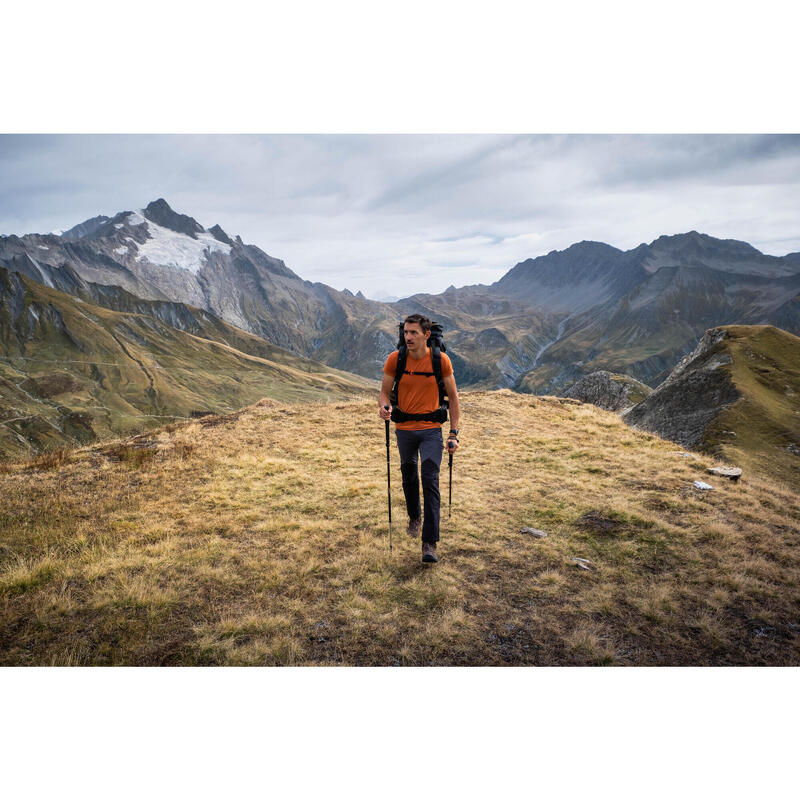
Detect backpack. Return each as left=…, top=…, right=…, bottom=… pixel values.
left=389, top=321, right=449, bottom=424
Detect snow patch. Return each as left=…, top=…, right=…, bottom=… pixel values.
left=38, top=245, right=50, bottom=250
left=29, top=306, right=40, bottom=322
left=114, top=246, right=129, bottom=256
left=136, top=216, right=231, bottom=275
left=114, top=223, right=124, bottom=229
left=126, top=211, right=146, bottom=226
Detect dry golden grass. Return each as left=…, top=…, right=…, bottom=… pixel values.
left=1, top=391, right=799, bottom=665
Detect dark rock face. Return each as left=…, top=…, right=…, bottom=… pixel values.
left=61, top=215, right=111, bottom=240
left=143, top=199, right=204, bottom=238
left=208, top=224, right=234, bottom=246
left=624, top=328, right=740, bottom=448
left=475, top=327, right=510, bottom=351
left=563, top=370, right=651, bottom=411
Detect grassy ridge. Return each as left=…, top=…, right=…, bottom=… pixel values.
left=1, top=391, right=798, bottom=665
left=703, top=325, right=800, bottom=485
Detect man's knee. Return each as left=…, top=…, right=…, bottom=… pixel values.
left=421, top=457, right=440, bottom=486
left=401, top=462, right=418, bottom=483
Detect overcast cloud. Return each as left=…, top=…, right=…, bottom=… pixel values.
left=1, top=134, right=799, bottom=299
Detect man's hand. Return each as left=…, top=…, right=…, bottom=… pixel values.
left=379, top=404, right=392, bottom=421
left=446, top=432, right=459, bottom=453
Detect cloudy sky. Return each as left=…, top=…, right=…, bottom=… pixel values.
left=1, top=134, right=799, bottom=299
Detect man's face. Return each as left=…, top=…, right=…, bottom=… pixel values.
left=404, top=323, right=429, bottom=349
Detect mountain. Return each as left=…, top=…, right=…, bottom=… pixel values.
left=491, top=240, right=648, bottom=314
left=624, top=325, right=800, bottom=485
left=641, top=231, right=800, bottom=277
left=0, top=266, right=372, bottom=459
left=5, top=202, right=800, bottom=398
left=61, top=215, right=111, bottom=241
left=0, top=199, right=399, bottom=379
left=390, top=233, right=800, bottom=393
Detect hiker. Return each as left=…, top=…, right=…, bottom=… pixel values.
left=379, top=314, right=461, bottom=563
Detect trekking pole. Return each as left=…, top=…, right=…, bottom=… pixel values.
left=384, top=406, right=392, bottom=551
left=447, top=442, right=454, bottom=518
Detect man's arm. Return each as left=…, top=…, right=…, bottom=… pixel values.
left=444, top=373, right=460, bottom=433
left=379, top=372, right=394, bottom=420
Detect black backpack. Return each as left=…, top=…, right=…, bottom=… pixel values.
left=389, top=321, right=449, bottom=424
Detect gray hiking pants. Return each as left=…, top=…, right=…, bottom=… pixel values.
left=395, top=428, right=443, bottom=543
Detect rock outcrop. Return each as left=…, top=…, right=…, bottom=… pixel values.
left=624, top=328, right=740, bottom=448
left=563, top=370, right=652, bottom=411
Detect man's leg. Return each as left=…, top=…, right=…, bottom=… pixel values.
left=395, top=430, right=421, bottom=523
left=419, top=429, right=444, bottom=544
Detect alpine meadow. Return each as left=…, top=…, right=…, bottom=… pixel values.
left=2, top=153, right=800, bottom=667
left=2, top=391, right=798, bottom=666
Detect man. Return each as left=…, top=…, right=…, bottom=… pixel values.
left=379, top=314, right=461, bottom=563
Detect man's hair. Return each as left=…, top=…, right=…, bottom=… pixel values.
left=403, top=314, right=432, bottom=333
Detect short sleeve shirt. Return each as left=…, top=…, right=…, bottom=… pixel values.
left=383, top=348, right=453, bottom=431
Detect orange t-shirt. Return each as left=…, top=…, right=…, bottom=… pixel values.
left=383, top=348, right=453, bottom=430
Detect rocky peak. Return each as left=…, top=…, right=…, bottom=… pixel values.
left=498, top=240, right=628, bottom=285
left=651, top=231, right=761, bottom=258
left=209, top=224, right=234, bottom=246
left=642, top=231, right=796, bottom=277
left=143, top=199, right=204, bottom=239
left=61, top=215, right=111, bottom=241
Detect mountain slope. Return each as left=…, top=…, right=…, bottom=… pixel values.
left=0, top=199, right=399, bottom=379
left=624, top=325, right=800, bottom=485
left=486, top=233, right=800, bottom=392
left=1, top=391, right=798, bottom=665
left=0, top=267, right=372, bottom=458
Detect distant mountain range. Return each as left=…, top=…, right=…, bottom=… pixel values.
left=3, top=198, right=800, bottom=455
left=397, top=232, right=800, bottom=392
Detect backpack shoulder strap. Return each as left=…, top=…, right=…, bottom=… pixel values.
left=430, top=345, right=448, bottom=408
left=390, top=347, right=407, bottom=406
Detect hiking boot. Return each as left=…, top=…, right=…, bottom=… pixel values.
left=422, top=542, right=438, bottom=563
left=407, top=516, right=422, bottom=538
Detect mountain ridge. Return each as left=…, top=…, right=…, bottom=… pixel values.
left=4, top=202, right=800, bottom=396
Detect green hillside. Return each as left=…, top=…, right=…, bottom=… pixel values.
left=0, top=270, right=373, bottom=458
left=703, top=325, right=800, bottom=485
